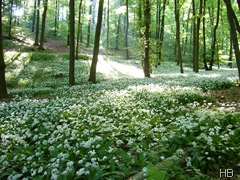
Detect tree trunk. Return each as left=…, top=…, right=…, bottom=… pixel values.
left=174, top=0, right=183, bottom=73
left=223, top=0, right=240, bottom=79
left=8, top=0, right=14, bottom=38
left=54, top=0, right=59, bottom=36
left=138, top=0, right=145, bottom=67
left=209, top=0, right=220, bottom=70
left=155, top=0, right=160, bottom=68
left=202, top=0, right=208, bottom=70
left=69, top=0, right=75, bottom=86
left=106, top=0, right=110, bottom=61
left=192, top=0, right=202, bottom=73
left=89, top=0, right=104, bottom=83
left=125, top=0, right=129, bottom=59
left=76, top=0, right=83, bottom=59
left=39, top=0, right=48, bottom=50
left=115, top=14, right=121, bottom=50
left=143, top=0, right=151, bottom=77
left=0, top=1, right=8, bottom=100
left=183, top=9, right=190, bottom=55
left=158, top=0, right=167, bottom=66
left=87, top=0, right=93, bottom=47
left=229, top=38, right=233, bottom=68
left=34, top=0, right=40, bottom=46
left=32, top=0, right=37, bottom=32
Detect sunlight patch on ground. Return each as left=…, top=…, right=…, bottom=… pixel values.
left=5, top=52, right=31, bottom=80
left=96, top=55, right=144, bottom=78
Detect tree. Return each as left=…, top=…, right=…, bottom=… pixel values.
left=106, top=0, right=110, bottom=61
left=202, top=0, right=208, bottom=70
left=32, top=0, right=37, bottom=32
left=39, top=0, right=49, bottom=50
left=223, top=0, right=240, bottom=79
left=54, top=0, right=59, bottom=36
left=174, top=0, right=183, bottom=73
left=155, top=0, right=168, bottom=67
left=87, top=0, right=93, bottom=47
left=192, top=0, right=202, bottom=73
left=209, top=0, right=220, bottom=70
left=8, top=0, right=14, bottom=38
left=76, top=0, right=83, bottom=59
left=69, top=0, right=75, bottom=85
left=89, top=0, right=104, bottom=83
left=143, top=0, right=151, bottom=77
left=34, top=0, right=40, bottom=46
left=125, top=0, right=129, bottom=59
left=0, top=0, right=8, bottom=99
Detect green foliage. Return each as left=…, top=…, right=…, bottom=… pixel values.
left=146, top=164, right=169, bottom=180
left=30, top=53, right=56, bottom=61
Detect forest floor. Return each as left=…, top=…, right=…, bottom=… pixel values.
left=208, top=86, right=240, bottom=111
left=1, top=37, right=240, bottom=179
left=44, top=39, right=240, bottom=111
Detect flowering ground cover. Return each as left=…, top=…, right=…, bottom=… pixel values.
left=0, top=53, right=240, bottom=179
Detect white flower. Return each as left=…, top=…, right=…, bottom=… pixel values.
left=78, top=159, right=84, bottom=165
left=22, top=166, right=28, bottom=173
left=3, top=160, right=9, bottom=167
left=76, top=168, right=85, bottom=176
left=142, top=167, right=148, bottom=173
left=186, top=161, right=192, bottom=167
left=192, top=141, right=197, bottom=147
left=0, top=155, right=7, bottom=162
left=38, top=166, right=43, bottom=173
left=102, top=156, right=107, bottom=161
left=67, top=161, right=74, bottom=167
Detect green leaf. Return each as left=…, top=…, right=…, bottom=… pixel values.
left=147, top=164, right=169, bottom=180
left=118, top=163, right=130, bottom=176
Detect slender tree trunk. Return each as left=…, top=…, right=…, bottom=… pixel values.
left=192, top=0, right=202, bottom=73
left=192, top=0, right=196, bottom=71
left=80, top=5, right=84, bottom=43
left=34, top=0, right=40, bottom=46
left=0, top=1, right=8, bottom=99
left=209, top=0, right=220, bottom=70
left=183, top=9, right=190, bottom=55
left=115, top=14, right=121, bottom=50
left=8, top=0, right=14, bottom=38
left=67, top=8, right=70, bottom=46
left=229, top=38, right=233, bottom=68
left=106, top=0, right=110, bottom=61
left=174, top=0, right=183, bottom=73
left=89, top=0, right=104, bottom=83
left=202, top=0, right=208, bottom=70
left=125, top=0, right=129, bottom=59
left=32, top=0, right=37, bottom=32
left=87, top=0, right=92, bottom=47
left=224, top=0, right=240, bottom=79
left=158, top=0, right=167, bottom=66
left=155, top=0, right=160, bottom=67
left=69, top=0, right=75, bottom=85
left=76, top=0, right=83, bottom=59
left=143, top=0, right=151, bottom=77
left=138, top=0, right=145, bottom=67
left=39, top=0, right=48, bottom=50
left=54, top=0, right=58, bottom=36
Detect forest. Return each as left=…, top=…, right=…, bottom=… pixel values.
left=0, top=0, right=240, bottom=179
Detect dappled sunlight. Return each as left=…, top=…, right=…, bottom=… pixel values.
left=5, top=52, right=31, bottom=82
left=96, top=55, right=144, bottom=78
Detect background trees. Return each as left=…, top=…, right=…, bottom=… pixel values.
left=0, top=0, right=239, bottom=84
